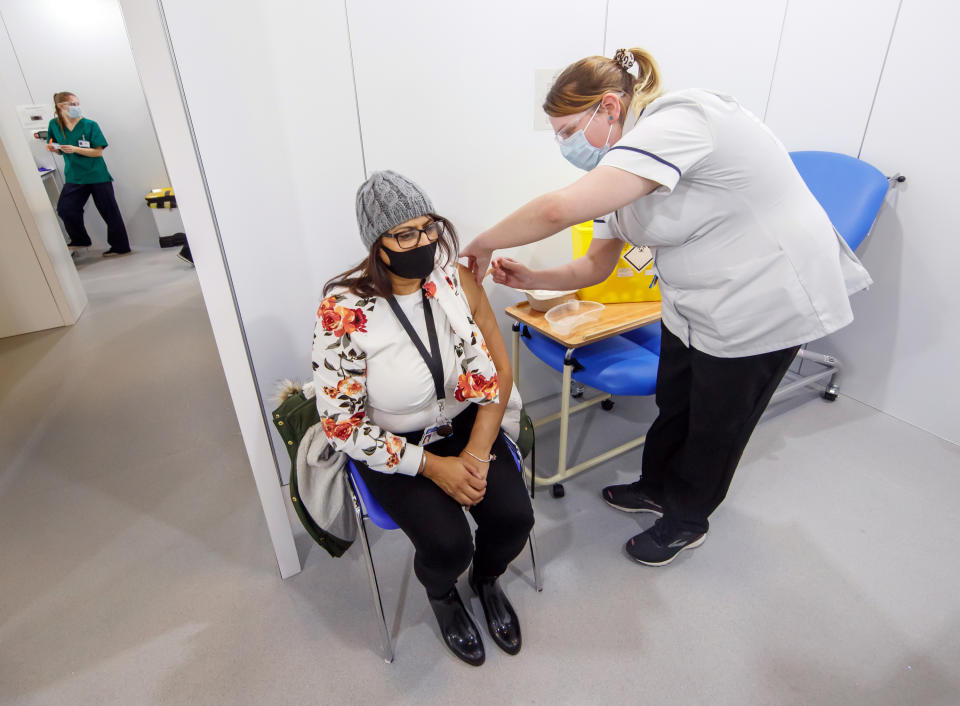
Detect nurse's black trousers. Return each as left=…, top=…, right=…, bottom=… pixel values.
left=355, top=404, right=534, bottom=599
left=637, top=325, right=800, bottom=534
left=57, top=181, right=131, bottom=252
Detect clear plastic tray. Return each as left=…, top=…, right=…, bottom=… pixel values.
left=544, top=300, right=604, bottom=336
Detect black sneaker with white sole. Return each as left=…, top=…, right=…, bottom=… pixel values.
left=625, top=520, right=706, bottom=566
left=601, top=482, right=664, bottom=515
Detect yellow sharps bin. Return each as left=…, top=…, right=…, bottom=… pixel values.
left=571, top=221, right=660, bottom=302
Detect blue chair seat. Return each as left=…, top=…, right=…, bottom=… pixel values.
left=521, top=322, right=661, bottom=397
left=348, top=462, right=399, bottom=530
left=790, top=150, right=890, bottom=251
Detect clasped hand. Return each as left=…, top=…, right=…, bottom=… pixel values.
left=425, top=452, right=490, bottom=507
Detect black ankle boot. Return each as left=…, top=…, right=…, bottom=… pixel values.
left=469, top=570, right=522, bottom=655
left=427, top=587, right=485, bottom=666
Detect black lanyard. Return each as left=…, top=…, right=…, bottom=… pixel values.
left=386, top=288, right=446, bottom=407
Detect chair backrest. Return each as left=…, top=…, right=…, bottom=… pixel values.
left=789, top=150, right=889, bottom=251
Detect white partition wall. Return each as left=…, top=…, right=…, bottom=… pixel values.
left=119, top=0, right=300, bottom=577
left=605, top=0, right=788, bottom=118
left=814, top=0, right=960, bottom=446
left=156, top=0, right=367, bottom=478
left=348, top=0, right=603, bottom=255
left=347, top=0, right=606, bottom=399
left=764, top=0, right=901, bottom=154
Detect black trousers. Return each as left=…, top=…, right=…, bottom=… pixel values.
left=57, top=182, right=130, bottom=252
left=637, top=325, right=800, bottom=534
left=356, top=404, right=535, bottom=599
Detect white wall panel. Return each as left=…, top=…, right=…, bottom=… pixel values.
left=0, top=50, right=87, bottom=329
left=765, top=0, right=900, bottom=154
left=119, top=0, right=300, bottom=576
left=348, top=0, right=605, bottom=258
left=817, top=0, right=960, bottom=445
left=605, top=0, right=787, bottom=118
left=0, top=164, right=63, bottom=336
left=347, top=0, right=607, bottom=399
left=0, top=0, right=169, bottom=249
left=160, top=0, right=366, bottom=475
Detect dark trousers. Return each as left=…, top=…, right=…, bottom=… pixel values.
left=356, top=404, right=535, bottom=599
left=638, top=325, right=800, bottom=534
left=57, top=182, right=130, bottom=252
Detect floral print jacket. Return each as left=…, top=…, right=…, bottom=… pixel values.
left=311, top=265, right=502, bottom=474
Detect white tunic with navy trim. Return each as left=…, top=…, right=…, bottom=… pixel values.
left=593, top=88, right=872, bottom=358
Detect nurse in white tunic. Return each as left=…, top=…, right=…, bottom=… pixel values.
left=462, top=48, right=871, bottom=566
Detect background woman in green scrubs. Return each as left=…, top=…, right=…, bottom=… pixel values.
left=47, top=91, right=131, bottom=256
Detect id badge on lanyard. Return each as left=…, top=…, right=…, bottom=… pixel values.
left=78, top=134, right=91, bottom=148
left=386, top=288, right=454, bottom=446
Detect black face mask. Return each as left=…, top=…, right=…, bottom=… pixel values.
left=381, top=240, right=439, bottom=280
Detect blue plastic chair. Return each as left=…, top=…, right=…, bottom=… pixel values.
left=769, top=150, right=894, bottom=403
left=346, top=434, right=542, bottom=663
left=789, top=151, right=891, bottom=251
left=514, top=318, right=661, bottom=494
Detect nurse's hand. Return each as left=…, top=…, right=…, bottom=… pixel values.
left=58, top=144, right=77, bottom=153
left=490, top=257, right=535, bottom=290
left=461, top=238, right=493, bottom=286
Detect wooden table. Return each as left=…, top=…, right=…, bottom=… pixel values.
left=505, top=301, right=662, bottom=491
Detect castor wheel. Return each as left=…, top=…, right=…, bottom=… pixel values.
left=551, top=483, right=565, bottom=498
left=570, top=381, right=585, bottom=398
left=601, top=399, right=615, bottom=411
left=823, top=385, right=839, bottom=402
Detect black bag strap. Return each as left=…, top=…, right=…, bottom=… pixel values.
left=386, top=287, right=445, bottom=403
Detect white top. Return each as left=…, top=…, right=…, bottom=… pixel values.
left=312, top=266, right=504, bottom=475
left=593, top=88, right=873, bottom=357
left=364, top=291, right=470, bottom=433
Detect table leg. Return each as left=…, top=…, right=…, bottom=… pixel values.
left=511, top=322, right=521, bottom=388
left=557, top=349, right=574, bottom=481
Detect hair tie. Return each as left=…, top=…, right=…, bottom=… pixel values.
left=613, top=48, right=636, bottom=72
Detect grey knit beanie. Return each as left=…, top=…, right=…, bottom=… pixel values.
left=355, top=170, right=435, bottom=249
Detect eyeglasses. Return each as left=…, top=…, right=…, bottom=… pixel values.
left=385, top=219, right=446, bottom=249
left=554, top=111, right=591, bottom=144
left=554, top=93, right=626, bottom=143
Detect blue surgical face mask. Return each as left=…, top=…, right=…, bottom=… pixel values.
left=557, top=103, right=614, bottom=171
left=67, top=105, right=82, bottom=119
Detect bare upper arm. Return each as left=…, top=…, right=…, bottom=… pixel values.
left=457, top=264, right=512, bottom=379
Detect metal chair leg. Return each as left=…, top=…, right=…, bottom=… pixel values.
left=528, top=528, right=543, bottom=592
left=350, top=490, right=394, bottom=663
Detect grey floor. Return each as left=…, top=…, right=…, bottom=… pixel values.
left=2, top=250, right=959, bottom=706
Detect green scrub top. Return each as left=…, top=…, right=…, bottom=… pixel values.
left=47, top=117, right=113, bottom=185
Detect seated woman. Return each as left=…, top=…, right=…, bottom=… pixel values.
left=312, top=171, right=534, bottom=666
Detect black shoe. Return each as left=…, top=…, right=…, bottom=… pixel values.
left=601, top=482, right=664, bottom=515
left=67, top=241, right=91, bottom=250
left=469, top=570, right=522, bottom=655
left=427, top=588, right=485, bottom=666
left=102, top=248, right=132, bottom=258
left=625, top=519, right=706, bottom=566
left=158, top=231, right=187, bottom=248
